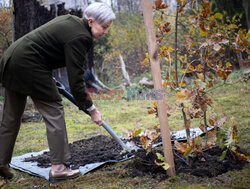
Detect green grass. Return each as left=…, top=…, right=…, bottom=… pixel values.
left=1, top=70, right=249, bottom=188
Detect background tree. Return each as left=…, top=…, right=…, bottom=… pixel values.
left=0, top=5, right=12, bottom=57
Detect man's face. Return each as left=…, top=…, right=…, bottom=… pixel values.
left=88, top=19, right=112, bottom=39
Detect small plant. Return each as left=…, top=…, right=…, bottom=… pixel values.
left=220, top=126, right=250, bottom=162
left=174, top=128, right=217, bottom=159
left=155, top=152, right=170, bottom=170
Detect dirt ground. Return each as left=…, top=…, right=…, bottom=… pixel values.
left=24, top=135, right=247, bottom=180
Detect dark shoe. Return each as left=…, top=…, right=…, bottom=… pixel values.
left=49, top=167, right=80, bottom=183
left=0, top=165, right=14, bottom=179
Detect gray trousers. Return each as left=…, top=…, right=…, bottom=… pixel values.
left=0, top=88, right=70, bottom=165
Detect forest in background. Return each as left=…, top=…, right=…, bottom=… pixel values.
left=0, top=0, right=249, bottom=87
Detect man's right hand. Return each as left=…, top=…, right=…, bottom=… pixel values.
left=90, top=108, right=102, bottom=126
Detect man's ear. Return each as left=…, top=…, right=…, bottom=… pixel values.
left=88, top=18, right=94, bottom=27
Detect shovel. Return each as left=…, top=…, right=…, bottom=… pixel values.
left=55, top=80, right=130, bottom=151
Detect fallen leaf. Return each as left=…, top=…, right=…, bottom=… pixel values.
left=174, top=140, right=188, bottom=154
left=0, top=180, right=6, bottom=187
left=213, top=43, right=221, bottom=51
left=16, top=178, right=26, bottom=183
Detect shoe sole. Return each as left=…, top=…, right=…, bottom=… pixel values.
left=49, top=172, right=81, bottom=183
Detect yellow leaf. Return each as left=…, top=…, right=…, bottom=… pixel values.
left=153, top=102, right=157, bottom=107
left=210, top=15, right=215, bottom=20
left=168, top=46, right=174, bottom=53
left=182, top=69, right=193, bottom=73
left=226, top=62, right=231, bottom=67
left=184, top=146, right=193, bottom=157
left=247, top=33, right=250, bottom=39
left=140, top=135, right=148, bottom=145
left=160, top=46, right=167, bottom=51
left=175, top=89, right=190, bottom=102
left=200, top=30, right=209, bottom=37
left=131, top=128, right=142, bottom=138
left=214, top=13, right=223, bottom=20
left=190, top=42, right=198, bottom=49
left=178, top=82, right=186, bottom=87
left=162, top=81, right=167, bottom=88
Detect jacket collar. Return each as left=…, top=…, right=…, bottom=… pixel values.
left=83, top=18, right=92, bottom=37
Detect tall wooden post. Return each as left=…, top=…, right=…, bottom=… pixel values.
left=141, top=0, right=176, bottom=176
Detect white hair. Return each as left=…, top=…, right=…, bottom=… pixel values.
left=84, top=2, right=116, bottom=24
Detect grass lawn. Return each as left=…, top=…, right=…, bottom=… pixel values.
left=0, top=70, right=249, bottom=188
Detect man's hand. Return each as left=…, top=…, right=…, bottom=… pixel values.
left=90, top=108, right=102, bottom=126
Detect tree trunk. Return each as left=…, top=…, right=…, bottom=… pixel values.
left=13, top=0, right=54, bottom=40
left=242, top=0, right=250, bottom=31
left=174, top=4, right=179, bottom=87
left=13, top=0, right=89, bottom=92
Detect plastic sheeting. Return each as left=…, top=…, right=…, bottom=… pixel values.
left=10, top=149, right=129, bottom=181
left=10, top=126, right=215, bottom=182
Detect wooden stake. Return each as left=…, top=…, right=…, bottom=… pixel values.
left=141, top=0, right=176, bottom=176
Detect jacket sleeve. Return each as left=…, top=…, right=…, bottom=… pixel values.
left=64, top=35, right=93, bottom=110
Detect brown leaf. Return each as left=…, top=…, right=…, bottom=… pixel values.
left=174, top=140, right=188, bottom=154
left=232, top=125, right=238, bottom=142
left=199, top=124, right=206, bottom=132
left=207, top=73, right=214, bottom=80
left=192, top=0, right=197, bottom=7
left=0, top=180, right=7, bottom=187
left=235, top=152, right=250, bottom=162
left=163, top=22, right=171, bottom=33
left=209, top=20, right=216, bottom=30
left=207, top=80, right=213, bottom=88
left=154, top=160, right=165, bottom=166
left=208, top=128, right=217, bottom=146
left=155, top=0, right=162, bottom=8
left=194, top=110, right=203, bottom=118
left=233, top=49, right=242, bottom=53
left=155, top=0, right=169, bottom=10
left=209, top=118, right=215, bottom=126
left=196, top=73, right=204, bottom=81
left=199, top=21, right=207, bottom=31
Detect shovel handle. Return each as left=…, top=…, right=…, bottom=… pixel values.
left=55, top=80, right=129, bottom=150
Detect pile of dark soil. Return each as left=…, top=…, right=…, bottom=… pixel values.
left=129, top=146, right=243, bottom=179
left=24, top=135, right=124, bottom=169
left=24, top=135, right=247, bottom=179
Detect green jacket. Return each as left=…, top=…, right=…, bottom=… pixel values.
left=0, top=14, right=93, bottom=110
